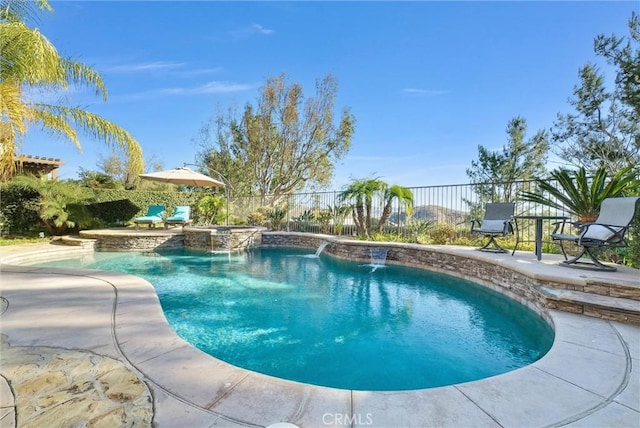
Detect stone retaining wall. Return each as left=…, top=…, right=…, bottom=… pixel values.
left=261, top=232, right=549, bottom=317
left=79, top=232, right=184, bottom=251
left=77, top=227, right=264, bottom=252
left=184, top=226, right=264, bottom=251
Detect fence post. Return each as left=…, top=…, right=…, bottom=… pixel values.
left=286, top=194, right=291, bottom=232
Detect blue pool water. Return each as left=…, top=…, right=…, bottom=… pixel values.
left=37, top=247, right=554, bottom=391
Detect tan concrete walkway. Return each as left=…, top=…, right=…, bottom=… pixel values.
left=0, top=244, right=639, bottom=427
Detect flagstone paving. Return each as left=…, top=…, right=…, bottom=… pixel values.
left=1, top=337, right=152, bottom=428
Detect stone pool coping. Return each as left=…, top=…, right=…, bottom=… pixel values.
left=1, top=242, right=639, bottom=427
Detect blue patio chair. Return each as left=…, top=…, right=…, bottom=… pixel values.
left=164, top=205, right=192, bottom=229
left=134, top=205, right=165, bottom=229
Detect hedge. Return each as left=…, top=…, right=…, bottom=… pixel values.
left=0, top=184, right=205, bottom=231
left=0, top=183, right=41, bottom=233
left=90, top=189, right=202, bottom=225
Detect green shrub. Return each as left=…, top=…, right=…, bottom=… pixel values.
left=293, top=209, right=315, bottom=232
left=247, top=209, right=268, bottom=226
left=92, top=189, right=201, bottom=221
left=86, top=199, right=141, bottom=225
left=267, top=207, right=287, bottom=230
left=368, top=231, right=414, bottom=243
left=315, top=209, right=332, bottom=234
left=451, top=236, right=484, bottom=247
left=428, top=223, right=457, bottom=245
left=1, top=183, right=41, bottom=233
left=195, top=194, right=226, bottom=225
left=1, top=181, right=207, bottom=232
left=4, top=177, right=94, bottom=235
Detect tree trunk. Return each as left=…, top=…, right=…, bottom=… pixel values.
left=377, top=200, right=393, bottom=232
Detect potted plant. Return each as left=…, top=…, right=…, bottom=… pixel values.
left=519, top=166, right=638, bottom=223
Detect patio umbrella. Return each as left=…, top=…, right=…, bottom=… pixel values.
left=138, top=167, right=224, bottom=187
left=138, top=166, right=229, bottom=225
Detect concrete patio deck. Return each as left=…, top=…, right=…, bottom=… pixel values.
left=1, top=242, right=639, bottom=427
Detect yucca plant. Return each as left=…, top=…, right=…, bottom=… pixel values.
left=519, top=166, right=639, bottom=222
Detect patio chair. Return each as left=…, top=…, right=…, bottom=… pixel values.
left=134, top=205, right=165, bottom=229
left=164, top=205, right=192, bottom=229
left=551, top=196, right=640, bottom=271
left=470, top=202, right=516, bottom=253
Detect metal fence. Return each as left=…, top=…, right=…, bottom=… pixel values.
left=230, top=178, right=572, bottom=241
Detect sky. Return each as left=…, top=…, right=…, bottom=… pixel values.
left=21, top=1, right=638, bottom=189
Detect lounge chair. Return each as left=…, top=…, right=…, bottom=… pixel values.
left=134, top=205, right=165, bottom=229
left=164, top=205, right=192, bottom=229
left=551, top=196, right=640, bottom=271
left=470, top=202, right=516, bottom=253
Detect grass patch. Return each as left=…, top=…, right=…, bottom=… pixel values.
left=0, top=234, right=51, bottom=246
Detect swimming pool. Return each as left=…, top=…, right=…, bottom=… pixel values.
left=36, top=247, right=554, bottom=391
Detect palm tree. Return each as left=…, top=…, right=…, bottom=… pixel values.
left=519, top=166, right=639, bottom=222
left=338, top=177, right=386, bottom=237
left=377, top=184, right=414, bottom=232
left=11, top=174, right=93, bottom=234
left=0, top=0, right=143, bottom=181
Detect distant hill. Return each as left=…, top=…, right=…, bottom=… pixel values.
left=392, top=205, right=468, bottom=225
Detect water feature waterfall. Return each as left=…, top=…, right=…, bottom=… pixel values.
left=210, top=229, right=232, bottom=254
left=369, top=247, right=389, bottom=272
left=315, top=241, right=330, bottom=257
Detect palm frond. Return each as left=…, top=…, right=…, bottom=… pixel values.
left=0, top=1, right=141, bottom=184
left=26, top=104, right=79, bottom=147
left=60, top=58, right=107, bottom=101
left=0, top=21, right=61, bottom=84
left=519, top=166, right=638, bottom=220
left=0, top=0, right=51, bottom=24
left=28, top=103, right=144, bottom=175
left=0, top=79, right=27, bottom=133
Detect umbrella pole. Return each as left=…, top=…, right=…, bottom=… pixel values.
left=211, top=170, right=230, bottom=226
left=223, top=185, right=229, bottom=226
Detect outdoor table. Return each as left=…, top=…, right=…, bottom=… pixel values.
left=513, top=215, right=568, bottom=261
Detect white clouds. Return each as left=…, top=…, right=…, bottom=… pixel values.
left=158, top=81, right=255, bottom=95
left=251, top=24, right=274, bottom=35
left=94, top=58, right=248, bottom=101
left=229, top=23, right=275, bottom=40
left=400, top=88, right=450, bottom=96
left=178, top=67, right=223, bottom=77
left=113, top=80, right=255, bottom=102
left=102, top=61, right=185, bottom=73
left=101, top=62, right=222, bottom=78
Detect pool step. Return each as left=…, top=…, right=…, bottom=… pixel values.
left=576, top=279, right=640, bottom=301
left=60, top=235, right=96, bottom=249
left=538, top=286, right=640, bottom=325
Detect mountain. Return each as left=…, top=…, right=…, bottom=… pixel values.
left=392, top=205, right=468, bottom=225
